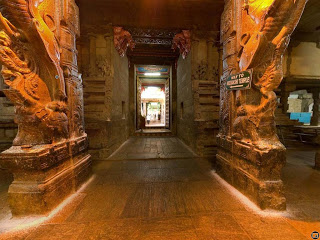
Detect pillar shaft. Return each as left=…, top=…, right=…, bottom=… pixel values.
left=89, top=33, right=97, bottom=75
left=311, top=89, right=320, bottom=126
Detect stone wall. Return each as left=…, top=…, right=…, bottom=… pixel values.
left=177, top=33, right=220, bottom=157
left=177, top=54, right=196, bottom=150
left=80, top=30, right=129, bottom=160
left=286, top=42, right=320, bottom=78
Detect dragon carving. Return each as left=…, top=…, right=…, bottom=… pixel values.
left=232, top=0, right=308, bottom=150
left=0, top=0, right=69, bottom=146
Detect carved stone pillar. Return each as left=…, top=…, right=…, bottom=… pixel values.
left=311, top=89, right=320, bottom=126
left=217, top=0, right=307, bottom=210
left=0, top=0, right=91, bottom=215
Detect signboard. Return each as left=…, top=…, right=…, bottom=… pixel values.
left=226, top=69, right=252, bottom=90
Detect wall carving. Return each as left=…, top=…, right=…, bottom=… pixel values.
left=192, top=61, right=219, bottom=81
left=126, top=28, right=180, bottom=46
left=233, top=0, right=308, bottom=150
left=114, top=27, right=135, bottom=57
left=96, top=56, right=112, bottom=78
left=172, top=30, right=191, bottom=59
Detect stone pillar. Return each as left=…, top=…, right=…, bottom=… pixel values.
left=104, top=33, right=112, bottom=61
left=207, top=38, right=215, bottom=81
left=280, top=85, right=290, bottom=114
left=311, top=89, right=320, bottom=126
left=104, top=32, right=113, bottom=122
left=191, top=38, right=200, bottom=70
left=216, top=0, right=307, bottom=211
left=0, top=0, right=91, bottom=215
left=89, top=33, right=97, bottom=75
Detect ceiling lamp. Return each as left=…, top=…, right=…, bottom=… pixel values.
left=144, top=72, right=161, bottom=76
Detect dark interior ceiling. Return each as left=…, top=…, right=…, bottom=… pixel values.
left=77, top=0, right=224, bottom=61
left=77, top=0, right=224, bottom=31
left=76, top=0, right=320, bottom=59
left=292, top=0, right=320, bottom=42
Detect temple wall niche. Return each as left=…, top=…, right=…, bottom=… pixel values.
left=177, top=32, right=220, bottom=157
left=80, top=29, right=130, bottom=160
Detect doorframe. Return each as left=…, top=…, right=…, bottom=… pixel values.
left=134, top=64, right=172, bottom=131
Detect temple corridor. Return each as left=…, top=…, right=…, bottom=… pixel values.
left=0, top=137, right=319, bottom=239
left=1, top=0, right=320, bottom=238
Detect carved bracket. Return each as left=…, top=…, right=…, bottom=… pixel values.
left=114, top=27, right=135, bottom=57
left=172, top=30, right=191, bottom=59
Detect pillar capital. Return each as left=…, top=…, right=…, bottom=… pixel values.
left=88, top=33, right=97, bottom=39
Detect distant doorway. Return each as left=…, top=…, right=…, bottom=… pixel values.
left=136, top=65, right=171, bottom=130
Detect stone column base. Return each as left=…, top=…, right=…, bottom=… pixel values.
left=216, top=136, right=286, bottom=211
left=0, top=135, right=92, bottom=216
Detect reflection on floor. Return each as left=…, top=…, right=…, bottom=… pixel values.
left=0, top=137, right=319, bottom=240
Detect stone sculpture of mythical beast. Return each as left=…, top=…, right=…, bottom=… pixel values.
left=232, top=0, right=308, bottom=150
left=0, top=0, right=69, bottom=146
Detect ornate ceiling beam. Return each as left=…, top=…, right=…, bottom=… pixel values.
left=126, top=27, right=181, bottom=46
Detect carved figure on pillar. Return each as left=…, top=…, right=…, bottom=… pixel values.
left=0, top=0, right=70, bottom=146
left=0, top=0, right=91, bottom=216
left=114, top=27, right=135, bottom=57
left=233, top=0, right=308, bottom=150
left=172, top=30, right=191, bottom=59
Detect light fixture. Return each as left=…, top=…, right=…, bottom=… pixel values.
left=144, top=72, right=161, bottom=76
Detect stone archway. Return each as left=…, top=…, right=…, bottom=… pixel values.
left=217, top=0, right=308, bottom=210
left=0, top=0, right=91, bottom=215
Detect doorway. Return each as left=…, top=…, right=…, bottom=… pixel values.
left=135, top=65, right=171, bottom=131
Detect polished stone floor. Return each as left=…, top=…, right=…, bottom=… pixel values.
left=0, top=137, right=320, bottom=240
